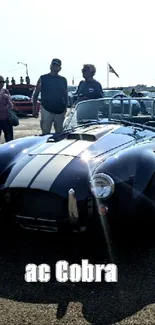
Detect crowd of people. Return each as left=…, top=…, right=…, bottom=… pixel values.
left=0, top=58, right=103, bottom=143
left=0, top=58, right=149, bottom=143
left=32, top=59, right=103, bottom=134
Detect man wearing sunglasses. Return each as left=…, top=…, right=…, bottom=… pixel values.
left=77, top=64, right=103, bottom=102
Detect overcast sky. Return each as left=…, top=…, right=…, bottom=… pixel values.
left=1, top=0, right=155, bottom=87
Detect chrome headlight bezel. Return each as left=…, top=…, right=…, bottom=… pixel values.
left=90, top=173, right=115, bottom=199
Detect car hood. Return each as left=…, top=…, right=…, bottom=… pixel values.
left=29, top=124, right=135, bottom=159
left=5, top=123, right=140, bottom=197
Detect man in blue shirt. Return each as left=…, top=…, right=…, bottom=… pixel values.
left=77, top=64, right=103, bottom=102
left=33, top=58, right=68, bottom=134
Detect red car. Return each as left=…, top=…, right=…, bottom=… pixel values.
left=11, top=94, right=40, bottom=116
left=6, top=83, right=41, bottom=116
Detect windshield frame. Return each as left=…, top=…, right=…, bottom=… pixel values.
left=63, top=97, right=155, bottom=130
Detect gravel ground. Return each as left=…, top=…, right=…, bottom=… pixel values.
left=0, top=116, right=155, bottom=325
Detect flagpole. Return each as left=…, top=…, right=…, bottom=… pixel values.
left=107, top=62, right=109, bottom=88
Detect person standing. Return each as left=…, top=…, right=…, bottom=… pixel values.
left=77, top=64, right=103, bottom=102
left=33, top=59, right=68, bottom=134
left=0, top=76, right=14, bottom=142
left=130, top=88, right=138, bottom=97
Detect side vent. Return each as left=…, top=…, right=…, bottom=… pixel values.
left=66, top=133, right=96, bottom=142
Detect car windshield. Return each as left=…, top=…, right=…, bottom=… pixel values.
left=63, top=97, right=155, bottom=130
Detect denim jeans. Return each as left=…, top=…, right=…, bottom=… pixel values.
left=0, top=120, right=13, bottom=142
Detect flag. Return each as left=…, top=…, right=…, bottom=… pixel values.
left=108, top=64, right=119, bottom=78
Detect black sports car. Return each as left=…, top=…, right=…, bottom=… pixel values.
left=1, top=97, right=155, bottom=241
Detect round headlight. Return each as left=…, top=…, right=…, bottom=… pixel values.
left=90, top=173, right=114, bottom=199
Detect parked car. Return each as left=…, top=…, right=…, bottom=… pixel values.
left=150, top=92, right=155, bottom=98
left=129, top=92, right=154, bottom=114
left=104, top=95, right=141, bottom=116
left=139, top=91, right=152, bottom=98
left=103, top=89, right=126, bottom=97
left=1, top=97, right=155, bottom=242
left=11, top=94, right=40, bottom=116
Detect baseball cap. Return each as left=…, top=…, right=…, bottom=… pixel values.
left=51, top=59, right=61, bottom=66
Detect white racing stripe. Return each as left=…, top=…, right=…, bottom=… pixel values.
left=85, top=124, right=119, bottom=135
left=29, top=143, right=52, bottom=155
left=10, top=139, right=94, bottom=190
left=30, top=155, right=74, bottom=190
left=30, top=140, right=94, bottom=190
left=30, top=139, right=76, bottom=155
left=9, top=155, right=53, bottom=188
left=42, top=139, right=76, bottom=154
left=59, top=140, right=94, bottom=156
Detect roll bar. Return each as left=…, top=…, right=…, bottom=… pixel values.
left=100, top=97, right=155, bottom=119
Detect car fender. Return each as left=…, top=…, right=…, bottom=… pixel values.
left=0, top=135, right=49, bottom=181
left=94, top=146, right=155, bottom=198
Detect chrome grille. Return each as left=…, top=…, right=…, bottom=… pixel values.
left=10, top=189, right=68, bottom=221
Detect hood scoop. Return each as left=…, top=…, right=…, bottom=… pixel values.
left=66, top=133, right=96, bottom=142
